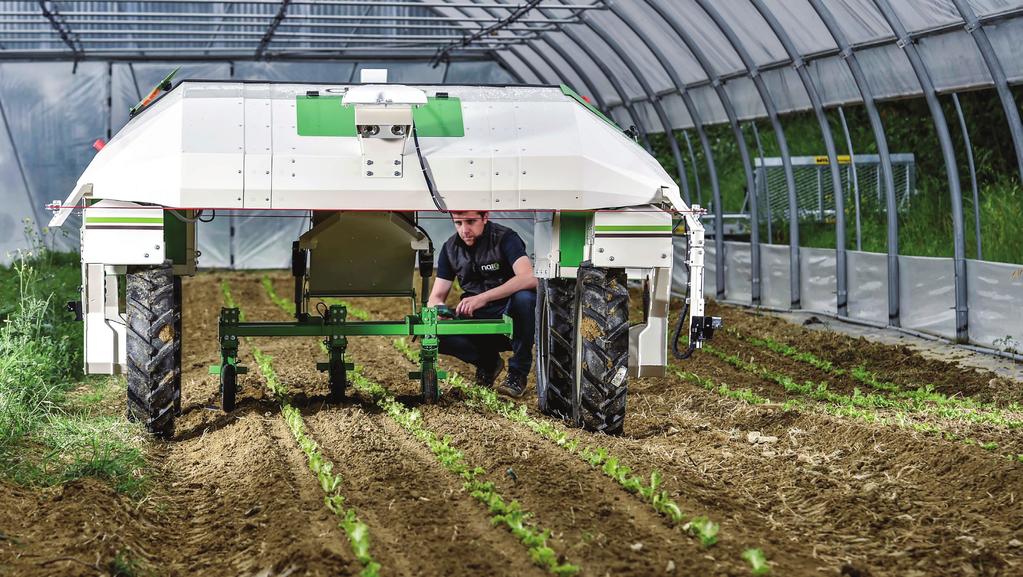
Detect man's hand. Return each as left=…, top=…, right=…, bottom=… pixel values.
left=456, top=294, right=490, bottom=318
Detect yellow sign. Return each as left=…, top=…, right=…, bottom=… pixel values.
left=814, top=155, right=851, bottom=165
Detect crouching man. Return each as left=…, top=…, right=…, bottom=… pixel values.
left=427, top=210, right=536, bottom=397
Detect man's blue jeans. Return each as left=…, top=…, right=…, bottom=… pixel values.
left=439, top=289, right=536, bottom=376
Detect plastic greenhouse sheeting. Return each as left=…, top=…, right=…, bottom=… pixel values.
left=671, top=240, right=1023, bottom=351
left=0, top=60, right=515, bottom=266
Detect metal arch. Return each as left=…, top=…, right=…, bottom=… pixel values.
left=749, top=0, right=848, bottom=316
left=952, top=93, right=982, bottom=260
left=528, top=38, right=609, bottom=110
left=573, top=4, right=691, bottom=202
left=490, top=50, right=531, bottom=83
left=502, top=44, right=550, bottom=83
left=640, top=0, right=754, bottom=303
left=599, top=3, right=720, bottom=224
left=694, top=0, right=801, bottom=309
left=807, top=0, right=900, bottom=328
left=468, top=2, right=641, bottom=138
left=871, top=0, right=968, bottom=343
left=683, top=131, right=702, bottom=206
left=544, top=24, right=653, bottom=151
left=415, top=3, right=531, bottom=84
left=949, top=0, right=1023, bottom=184
left=512, top=1, right=652, bottom=150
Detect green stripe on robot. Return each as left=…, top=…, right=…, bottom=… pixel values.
left=85, top=217, right=164, bottom=224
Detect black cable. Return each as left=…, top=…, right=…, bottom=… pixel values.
left=672, top=220, right=697, bottom=360
left=412, top=125, right=448, bottom=213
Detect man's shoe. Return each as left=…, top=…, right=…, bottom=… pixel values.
left=497, top=370, right=528, bottom=398
left=474, top=356, right=505, bottom=388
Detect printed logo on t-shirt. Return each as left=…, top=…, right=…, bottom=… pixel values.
left=480, top=262, right=501, bottom=272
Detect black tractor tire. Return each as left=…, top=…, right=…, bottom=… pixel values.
left=126, top=263, right=180, bottom=438
left=172, top=276, right=183, bottom=416
left=535, top=277, right=576, bottom=419
left=576, top=266, right=630, bottom=435
left=221, top=363, right=237, bottom=412
left=421, top=365, right=439, bottom=404
left=536, top=267, right=629, bottom=434
left=327, top=358, right=346, bottom=403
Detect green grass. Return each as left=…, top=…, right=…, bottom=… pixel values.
left=0, top=247, right=147, bottom=496
left=650, top=90, right=1023, bottom=264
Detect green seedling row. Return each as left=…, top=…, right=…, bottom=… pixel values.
left=222, top=281, right=381, bottom=577
left=703, top=344, right=1018, bottom=458
left=258, top=277, right=576, bottom=575
left=391, top=338, right=725, bottom=550
left=347, top=368, right=579, bottom=576
left=729, top=329, right=1023, bottom=425
left=259, top=275, right=372, bottom=321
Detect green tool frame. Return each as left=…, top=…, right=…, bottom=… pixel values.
left=212, top=304, right=512, bottom=401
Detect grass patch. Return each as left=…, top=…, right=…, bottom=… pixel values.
left=0, top=249, right=147, bottom=496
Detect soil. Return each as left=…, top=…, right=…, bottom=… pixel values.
left=2, top=271, right=1021, bottom=576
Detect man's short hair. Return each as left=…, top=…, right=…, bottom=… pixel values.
left=450, top=210, right=487, bottom=219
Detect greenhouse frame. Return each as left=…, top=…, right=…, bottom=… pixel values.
left=1, top=0, right=1021, bottom=352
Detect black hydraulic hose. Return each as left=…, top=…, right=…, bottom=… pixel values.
left=412, top=125, right=448, bottom=213
left=672, top=216, right=697, bottom=360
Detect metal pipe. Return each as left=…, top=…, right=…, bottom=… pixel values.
left=808, top=0, right=900, bottom=327
left=871, top=0, right=968, bottom=343
left=952, top=92, right=982, bottom=260
left=682, top=130, right=702, bottom=207
left=751, top=121, right=770, bottom=243
left=2, top=12, right=588, bottom=24
left=694, top=0, right=797, bottom=307
left=0, top=49, right=500, bottom=60
left=837, top=106, right=862, bottom=251
left=578, top=5, right=690, bottom=202
left=542, top=26, right=652, bottom=151
left=949, top=0, right=1023, bottom=184
left=640, top=0, right=751, bottom=302
left=750, top=0, right=847, bottom=315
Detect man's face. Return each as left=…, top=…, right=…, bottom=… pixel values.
left=451, top=211, right=488, bottom=246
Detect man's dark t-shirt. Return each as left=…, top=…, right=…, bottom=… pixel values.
left=437, top=222, right=528, bottom=311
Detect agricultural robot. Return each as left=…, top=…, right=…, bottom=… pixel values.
left=49, top=70, right=719, bottom=437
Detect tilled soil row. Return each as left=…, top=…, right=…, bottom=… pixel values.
left=706, top=301, right=1023, bottom=407
left=160, top=274, right=362, bottom=577
left=263, top=275, right=771, bottom=575
left=0, top=273, right=361, bottom=577
left=353, top=276, right=1023, bottom=576
left=232, top=276, right=553, bottom=577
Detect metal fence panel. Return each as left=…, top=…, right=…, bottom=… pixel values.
left=724, top=241, right=752, bottom=302
left=966, top=259, right=1023, bottom=352
left=898, top=255, right=956, bottom=340
left=759, top=243, right=791, bottom=308
left=800, top=247, right=838, bottom=314
left=846, top=250, right=889, bottom=324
